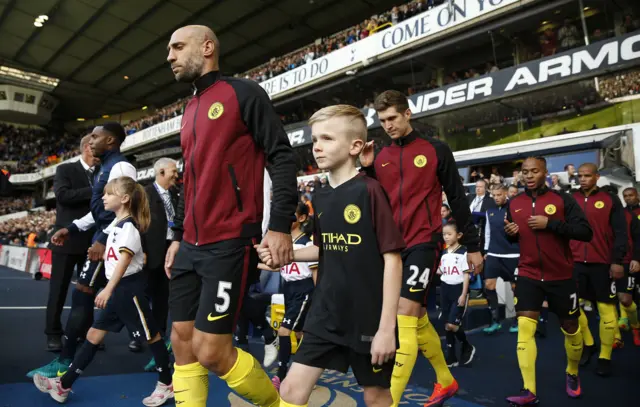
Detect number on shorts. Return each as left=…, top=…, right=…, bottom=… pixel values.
left=570, top=293, right=577, bottom=311
left=628, top=277, right=636, bottom=290
left=611, top=281, right=617, bottom=295
left=215, top=281, right=232, bottom=313
left=407, top=266, right=430, bottom=288
left=83, top=260, right=91, bottom=272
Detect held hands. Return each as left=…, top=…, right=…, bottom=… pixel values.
left=51, top=228, right=69, bottom=246
left=95, top=289, right=112, bottom=309
left=504, top=219, right=519, bottom=236
left=255, top=231, right=293, bottom=269
left=88, top=241, right=105, bottom=262
left=360, top=141, right=375, bottom=168
left=467, top=252, right=484, bottom=276
left=630, top=260, right=640, bottom=274
left=610, top=264, right=624, bottom=280
left=370, top=328, right=395, bottom=366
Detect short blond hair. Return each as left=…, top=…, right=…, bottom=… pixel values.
left=308, top=104, right=367, bottom=141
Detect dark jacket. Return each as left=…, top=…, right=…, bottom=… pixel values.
left=507, top=187, right=592, bottom=281
left=173, top=71, right=297, bottom=246
left=485, top=205, right=519, bottom=256
left=623, top=206, right=640, bottom=264
left=51, top=160, right=94, bottom=254
left=143, top=182, right=179, bottom=270
left=570, top=188, right=627, bottom=265
left=364, top=132, right=479, bottom=252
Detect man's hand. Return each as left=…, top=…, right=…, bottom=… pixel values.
left=88, top=241, right=105, bottom=262
left=95, top=289, right=112, bottom=309
left=360, top=141, right=375, bottom=167
left=467, top=251, right=484, bottom=275
left=51, top=228, right=69, bottom=246
left=164, top=241, right=180, bottom=279
left=504, top=219, right=519, bottom=236
left=260, top=231, right=293, bottom=268
left=610, top=263, right=624, bottom=280
left=370, top=328, right=396, bottom=366
left=527, top=216, right=548, bottom=230
left=630, top=260, right=640, bottom=273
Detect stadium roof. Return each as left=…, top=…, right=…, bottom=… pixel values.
left=0, top=0, right=398, bottom=120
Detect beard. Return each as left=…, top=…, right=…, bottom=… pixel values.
left=175, top=55, right=203, bottom=83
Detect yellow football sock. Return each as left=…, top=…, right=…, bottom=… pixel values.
left=578, top=310, right=595, bottom=347
left=622, top=302, right=640, bottom=328
left=173, top=361, right=209, bottom=407
left=391, top=315, right=419, bottom=407
left=220, top=348, right=279, bottom=407
left=597, top=303, right=616, bottom=360
left=613, top=307, right=621, bottom=341
left=562, top=327, right=583, bottom=376
left=517, top=317, right=538, bottom=395
left=417, top=313, right=454, bottom=387
left=280, top=400, right=307, bottom=407
left=620, top=304, right=628, bottom=320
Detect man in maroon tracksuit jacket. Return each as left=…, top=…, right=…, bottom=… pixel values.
left=620, top=187, right=640, bottom=345
left=164, top=25, right=297, bottom=407
left=570, top=164, right=627, bottom=377
left=504, top=156, right=592, bottom=406
left=360, top=90, right=483, bottom=407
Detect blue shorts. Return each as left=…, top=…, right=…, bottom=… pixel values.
left=440, top=282, right=468, bottom=326
left=484, top=256, right=519, bottom=282
left=77, top=259, right=107, bottom=289
left=282, top=278, right=314, bottom=331
left=93, top=272, right=159, bottom=341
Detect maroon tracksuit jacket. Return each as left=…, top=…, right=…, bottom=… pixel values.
left=570, top=188, right=627, bottom=265
left=365, top=132, right=479, bottom=252
left=507, top=187, right=592, bottom=281
left=172, top=71, right=298, bottom=246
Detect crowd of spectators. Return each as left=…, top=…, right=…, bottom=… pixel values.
left=0, top=209, right=55, bottom=247
left=0, top=196, right=34, bottom=216
left=124, top=98, right=187, bottom=135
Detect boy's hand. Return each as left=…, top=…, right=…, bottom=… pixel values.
left=504, top=219, right=519, bottom=236
left=254, top=245, right=275, bottom=267
left=371, top=328, right=396, bottom=366
left=95, top=289, right=112, bottom=309
left=360, top=141, right=375, bottom=167
left=458, top=294, right=467, bottom=307
left=257, top=262, right=280, bottom=272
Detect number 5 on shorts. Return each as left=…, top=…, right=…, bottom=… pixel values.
left=407, top=266, right=430, bottom=288
left=216, top=281, right=232, bottom=313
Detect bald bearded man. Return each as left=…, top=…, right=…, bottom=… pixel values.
left=164, top=25, right=298, bottom=407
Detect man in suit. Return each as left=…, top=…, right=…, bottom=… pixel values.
left=467, top=179, right=496, bottom=254
left=45, top=135, right=97, bottom=351
left=142, top=157, right=179, bottom=360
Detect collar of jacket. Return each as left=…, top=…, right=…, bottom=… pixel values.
left=576, top=186, right=600, bottom=197
left=192, top=70, right=221, bottom=95
left=525, top=185, right=550, bottom=197
left=100, top=149, right=120, bottom=163
left=392, top=131, right=418, bottom=146
left=628, top=204, right=640, bottom=211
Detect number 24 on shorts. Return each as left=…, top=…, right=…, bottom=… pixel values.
left=408, top=266, right=430, bottom=292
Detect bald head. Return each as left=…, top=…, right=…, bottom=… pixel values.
left=578, top=162, right=598, bottom=174
left=167, top=25, right=219, bottom=83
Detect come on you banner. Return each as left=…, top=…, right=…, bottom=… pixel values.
left=258, top=0, right=519, bottom=98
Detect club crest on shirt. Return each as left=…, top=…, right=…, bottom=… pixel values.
left=414, top=154, right=427, bottom=168
left=208, top=102, right=224, bottom=120
left=594, top=201, right=605, bottom=209
left=544, top=204, right=556, bottom=215
left=344, top=204, right=361, bottom=224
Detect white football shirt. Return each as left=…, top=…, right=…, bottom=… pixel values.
left=438, top=245, right=470, bottom=285
left=103, top=216, right=144, bottom=280
left=280, top=234, right=317, bottom=282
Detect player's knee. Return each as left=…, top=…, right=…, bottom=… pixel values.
left=86, top=328, right=102, bottom=345
left=192, top=336, right=233, bottom=374
left=278, top=327, right=292, bottom=336
left=618, top=293, right=633, bottom=307
left=171, top=321, right=193, bottom=343
left=363, top=387, right=391, bottom=407
left=279, top=376, right=309, bottom=405
left=561, top=319, right=579, bottom=334
left=484, top=279, right=497, bottom=291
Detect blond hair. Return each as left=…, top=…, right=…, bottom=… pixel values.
left=104, top=177, right=151, bottom=233
left=308, top=104, right=367, bottom=141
